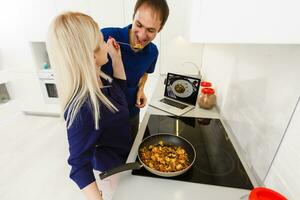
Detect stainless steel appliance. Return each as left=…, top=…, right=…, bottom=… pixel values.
left=38, top=70, right=58, bottom=104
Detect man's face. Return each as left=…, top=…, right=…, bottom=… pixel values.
left=130, top=4, right=162, bottom=49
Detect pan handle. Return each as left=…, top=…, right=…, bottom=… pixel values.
left=99, top=162, right=143, bottom=180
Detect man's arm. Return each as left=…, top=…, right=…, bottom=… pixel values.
left=135, top=73, right=148, bottom=108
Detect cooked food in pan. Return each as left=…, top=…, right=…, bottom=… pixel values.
left=139, top=140, right=190, bottom=172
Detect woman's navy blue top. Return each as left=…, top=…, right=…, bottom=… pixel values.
left=65, top=78, right=132, bottom=189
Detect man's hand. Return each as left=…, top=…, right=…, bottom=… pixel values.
left=136, top=89, right=147, bottom=108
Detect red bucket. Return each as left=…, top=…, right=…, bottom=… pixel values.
left=249, top=187, right=287, bottom=200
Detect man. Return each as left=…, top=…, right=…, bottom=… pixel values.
left=101, top=0, right=169, bottom=140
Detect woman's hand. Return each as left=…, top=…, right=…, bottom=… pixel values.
left=107, top=36, right=126, bottom=80
left=107, top=36, right=121, bottom=60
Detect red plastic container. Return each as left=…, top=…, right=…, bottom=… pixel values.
left=201, top=87, right=215, bottom=95
left=200, top=81, right=212, bottom=87
left=249, top=187, right=287, bottom=200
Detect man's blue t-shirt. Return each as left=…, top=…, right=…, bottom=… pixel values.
left=101, top=24, right=158, bottom=117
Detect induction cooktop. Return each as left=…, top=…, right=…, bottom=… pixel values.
left=132, top=115, right=253, bottom=190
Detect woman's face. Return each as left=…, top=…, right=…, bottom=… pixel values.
left=94, top=33, right=108, bottom=67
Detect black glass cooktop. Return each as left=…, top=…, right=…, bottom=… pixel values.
left=132, top=115, right=253, bottom=190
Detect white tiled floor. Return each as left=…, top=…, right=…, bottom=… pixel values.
left=0, top=65, right=160, bottom=200
left=0, top=102, right=84, bottom=200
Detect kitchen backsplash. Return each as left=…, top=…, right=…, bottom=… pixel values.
left=201, top=44, right=300, bottom=199
left=264, top=96, right=300, bottom=200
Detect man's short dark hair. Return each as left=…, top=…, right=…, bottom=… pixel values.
left=133, top=0, right=169, bottom=31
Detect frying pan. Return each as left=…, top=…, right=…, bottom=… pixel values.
left=99, top=133, right=196, bottom=180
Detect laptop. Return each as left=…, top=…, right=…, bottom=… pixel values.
left=149, top=73, right=201, bottom=116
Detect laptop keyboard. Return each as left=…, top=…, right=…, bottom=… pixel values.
left=160, top=98, right=188, bottom=110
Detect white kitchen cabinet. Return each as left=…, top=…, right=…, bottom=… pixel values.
left=23, top=0, right=125, bottom=41
left=186, top=0, right=300, bottom=44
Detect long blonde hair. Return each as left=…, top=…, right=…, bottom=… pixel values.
left=46, top=12, right=117, bottom=129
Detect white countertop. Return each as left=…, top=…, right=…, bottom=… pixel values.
left=110, top=75, right=255, bottom=200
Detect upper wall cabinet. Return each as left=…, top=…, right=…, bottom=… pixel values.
left=185, top=0, right=300, bottom=44
left=25, top=0, right=125, bottom=41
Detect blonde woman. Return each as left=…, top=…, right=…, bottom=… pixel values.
left=47, top=12, right=132, bottom=200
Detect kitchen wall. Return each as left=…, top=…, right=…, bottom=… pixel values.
left=159, top=0, right=203, bottom=75
left=0, top=0, right=203, bottom=117
left=0, top=2, right=33, bottom=70
left=0, top=1, right=51, bottom=111
left=201, top=44, right=300, bottom=199
left=0, top=0, right=136, bottom=113
left=265, top=96, right=300, bottom=200
left=2, top=1, right=298, bottom=198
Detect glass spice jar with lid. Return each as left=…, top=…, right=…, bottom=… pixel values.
left=198, top=87, right=216, bottom=109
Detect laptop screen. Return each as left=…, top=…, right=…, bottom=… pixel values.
left=164, top=73, right=201, bottom=105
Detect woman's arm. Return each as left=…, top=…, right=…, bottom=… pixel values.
left=107, top=37, right=126, bottom=80
left=83, top=181, right=103, bottom=200
left=66, top=103, right=102, bottom=197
